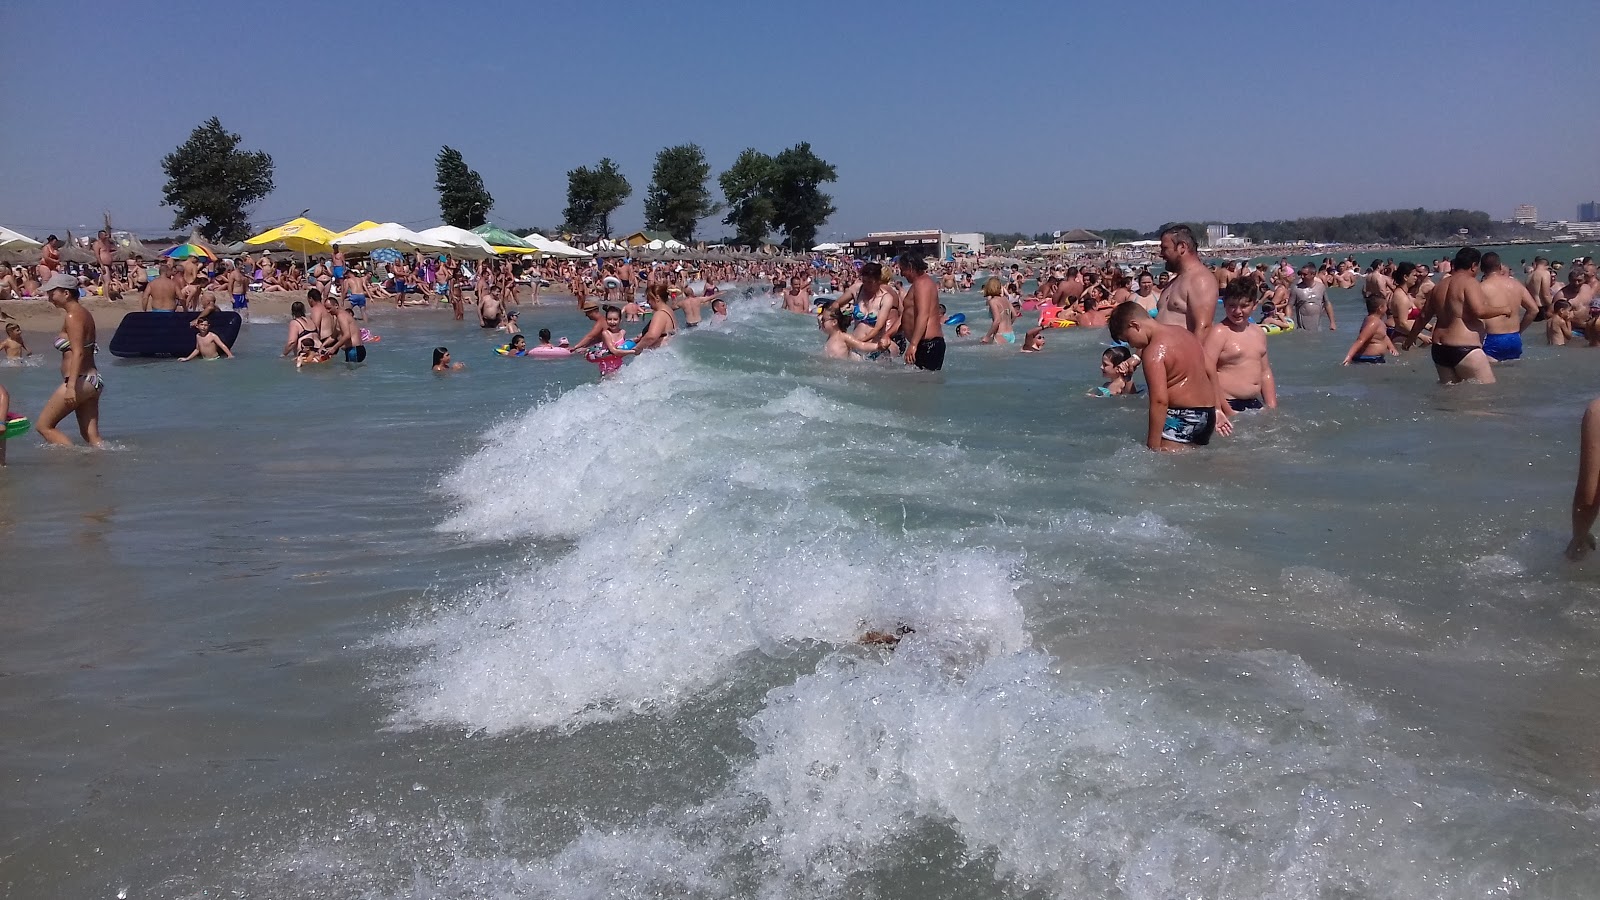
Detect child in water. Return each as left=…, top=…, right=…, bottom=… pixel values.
left=584, top=305, right=636, bottom=376
left=502, top=334, right=528, bottom=356
left=1548, top=300, right=1574, bottom=346
left=432, top=347, right=464, bottom=372
left=1340, top=295, right=1399, bottom=364
left=1, top=322, right=29, bottom=358
left=1089, top=346, right=1142, bottom=396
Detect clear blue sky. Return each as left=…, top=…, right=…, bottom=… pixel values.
left=1, top=0, right=1595, bottom=240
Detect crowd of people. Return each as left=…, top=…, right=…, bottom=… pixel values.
left=4, top=223, right=1600, bottom=557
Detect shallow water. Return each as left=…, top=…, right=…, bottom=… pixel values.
left=2, top=290, right=1599, bottom=899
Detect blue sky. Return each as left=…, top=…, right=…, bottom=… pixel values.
left=1, top=0, right=1595, bottom=240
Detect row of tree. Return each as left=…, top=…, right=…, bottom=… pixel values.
left=560, top=142, right=838, bottom=249
left=983, top=210, right=1528, bottom=251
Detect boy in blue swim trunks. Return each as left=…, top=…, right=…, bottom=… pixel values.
left=1109, top=301, right=1232, bottom=450
left=226, top=261, right=251, bottom=320
left=342, top=269, right=368, bottom=322
left=1341, top=294, right=1399, bottom=365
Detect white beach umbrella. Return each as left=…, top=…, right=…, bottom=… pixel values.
left=415, top=225, right=497, bottom=259
left=543, top=239, right=592, bottom=258
left=331, top=222, right=452, bottom=253
left=0, top=225, right=42, bottom=251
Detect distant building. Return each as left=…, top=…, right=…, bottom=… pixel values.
left=1512, top=204, right=1538, bottom=224
left=1580, top=201, right=1600, bottom=223
left=843, top=230, right=984, bottom=259
left=1205, top=224, right=1230, bottom=246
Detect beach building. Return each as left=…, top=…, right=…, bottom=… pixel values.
left=623, top=229, right=676, bottom=249
left=1512, top=204, right=1538, bottom=224
left=844, top=230, right=984, bottom=259
left=1579, top=201, right=1599, bottom=223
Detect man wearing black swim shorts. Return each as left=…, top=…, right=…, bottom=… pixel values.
left=897, top=252, right=945, bottom=372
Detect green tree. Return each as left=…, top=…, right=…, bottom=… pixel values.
left=643, top=144, right=719, bottom=243
left=719, top=148, right=777, bottom=247
left=159, top=117, right=274, bottom=243
left=562, top=158, right=632, bottom=236
left=768, top=142, right=837, bottom=252
left=435, top=146, right=494, bottom=229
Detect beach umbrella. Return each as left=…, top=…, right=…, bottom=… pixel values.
left=415, top=225, right=497, bottom=260
left=331, top=223, right=452, bottom=253
left=246, top=216, right=337, bottom=255
left=471, top=223, right=534, bottom=250
left=334, top=220, right=383, bottom=238
left=492, top=245, right=539, bottom=256
left=0, top=226, right=41, bottom=251
left=369, top=248, right=404, bottom=264
left=162, top=242, right=216, bottom=261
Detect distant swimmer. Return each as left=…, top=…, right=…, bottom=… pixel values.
left=897, top=253, right=945, bottom=372
left=178, top=316, right=234, bottom=361
left=1402, top=247, right=1494, bottom=384
left=431, top=347, right=465, bottom=372
left=35, top=273, right=106, bottom=448
left=1477, top=252, right=1538, bottom=362
left=1154, top=225, right=1218, bottom=337
left=1526, top=256, right=1553, bottom=317
left=1205, top=280, right=1276, bottom=411
left=1290, top=264, right=1337, bottom=331
left=1109, top=300, right=1231, bottom=450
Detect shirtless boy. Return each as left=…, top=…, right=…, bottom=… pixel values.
left=1205, top=282, right=1277, bottom=411
left=179, top=317, right=234, bottom=361
left=1109, top=301, right=1232, bottom=450
left=1341, top=295, right=1399, bottom=365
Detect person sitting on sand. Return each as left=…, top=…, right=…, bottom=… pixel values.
left=179, top=316, right=234, bottom=361
left=1206, top=280, right=1277, bottom=412
left=1088, top=346, right=1142, bottom=397
left=432, top=347, right=464, bottom=372
left=1341, top=295, right=1400, bottom=365
left=1, top=322, right=29, bottom=358
left=1109, top=300, right=1232, bottom=451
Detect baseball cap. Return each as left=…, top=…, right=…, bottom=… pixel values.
left=41, top=273, right=80, bottom=294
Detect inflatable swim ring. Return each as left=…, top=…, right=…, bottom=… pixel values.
left=603, top=276, right=622, bottom=290
left=1261, top=322, right=1297, bottom=335
left=359, top=328, right=381, bottom=343
left=1046, top=319, right=1077, bottom=329
left=4, top=414, right=30, bottom=439
left=527, top=345, right=571, bottom=358
left=495, top=346, right=529, bottom=357
left=944, top=312, right=966, bottom=326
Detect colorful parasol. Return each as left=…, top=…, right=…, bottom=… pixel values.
left=162, top=242, right=216, bottom=260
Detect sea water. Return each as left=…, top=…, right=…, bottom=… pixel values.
left=2, top=288, right=1599, bottom=899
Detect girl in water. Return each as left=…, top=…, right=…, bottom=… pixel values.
left=35, top=273, right=105, bottom=447
left=820, top=308, right=887, bottom=359
left=584, top=305, right=636, bottom=376
left=432, top=347, right=464, bottom=372
left=1089, top=346, right=1142, bottom=396
left=501, top=334, right=529, bottom=356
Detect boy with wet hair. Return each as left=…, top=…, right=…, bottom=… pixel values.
left=1206, top=279, right=1277, bottom=410
left=1109, top=301, right=1232, bottom=450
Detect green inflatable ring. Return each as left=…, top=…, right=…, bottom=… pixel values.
left=4, top=415, right=30, bottom=439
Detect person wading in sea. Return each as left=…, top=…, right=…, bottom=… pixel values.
left=897, top=252, right=945, bottom=372
left=1154, top=224, right=1218, bottom=337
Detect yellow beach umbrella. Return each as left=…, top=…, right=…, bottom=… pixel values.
left=335, top=220, right=382, bottom=238
left=245, top=216, right=337, bottom=254
left=492, top=245, right=539, bottom=255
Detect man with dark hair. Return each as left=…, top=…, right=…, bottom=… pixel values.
left=1526, top=255, right=1553, bottom=316
left=1154, top=224, right=1218, bottom=336
left=1478, top=252, right=1538, bottom=361
left=1403, top=247, right=1495, bottom=383
left=1108, top=300, right=1231, bottom=450
left=896, top=252, right=944, bottom=372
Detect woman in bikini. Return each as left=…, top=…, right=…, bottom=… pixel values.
left=35, top=273, right=106, bottom=448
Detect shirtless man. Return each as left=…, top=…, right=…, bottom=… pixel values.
left=1477, top=252, right=1538, bottom=362
left=897, top=253, right=945, bottom=372
left=1362, top=260, right=1393, bottom=311
left=142, top=263, right=180, bottom=312
left=1205, top=281, right=1277, bottom=412
left=1052, top=267, right=1084, bottom=309
left=478, top=284, right=504, bottom=328
left=342, top=269, right=368, bottom=321
left=326, top=293, right=366, bottom=363
left=1109, top=300, right=1232, bottom=451
left=178, top=317, right=234, bottom=361
left=782, top=276, right=812, bottom=313
left=1214, top=261, right=1237, bottom=294
left=226, top=260, right=252, bottom=320
left=618, top=260, right=636, bottom=301
left=679, top=281, right=706, bottom=328
left=1526, top=256, right=1553, bottom=317
left=1154, top=224, right=1218, bottom=336
left=93, top=230, right=119, bottom=300
left=1403, top=247, right=1495, bottom=384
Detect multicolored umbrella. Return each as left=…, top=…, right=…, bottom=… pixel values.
left=162, top=242, right=216, bottom=261
left=369, top=248, right=404, bottom=264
